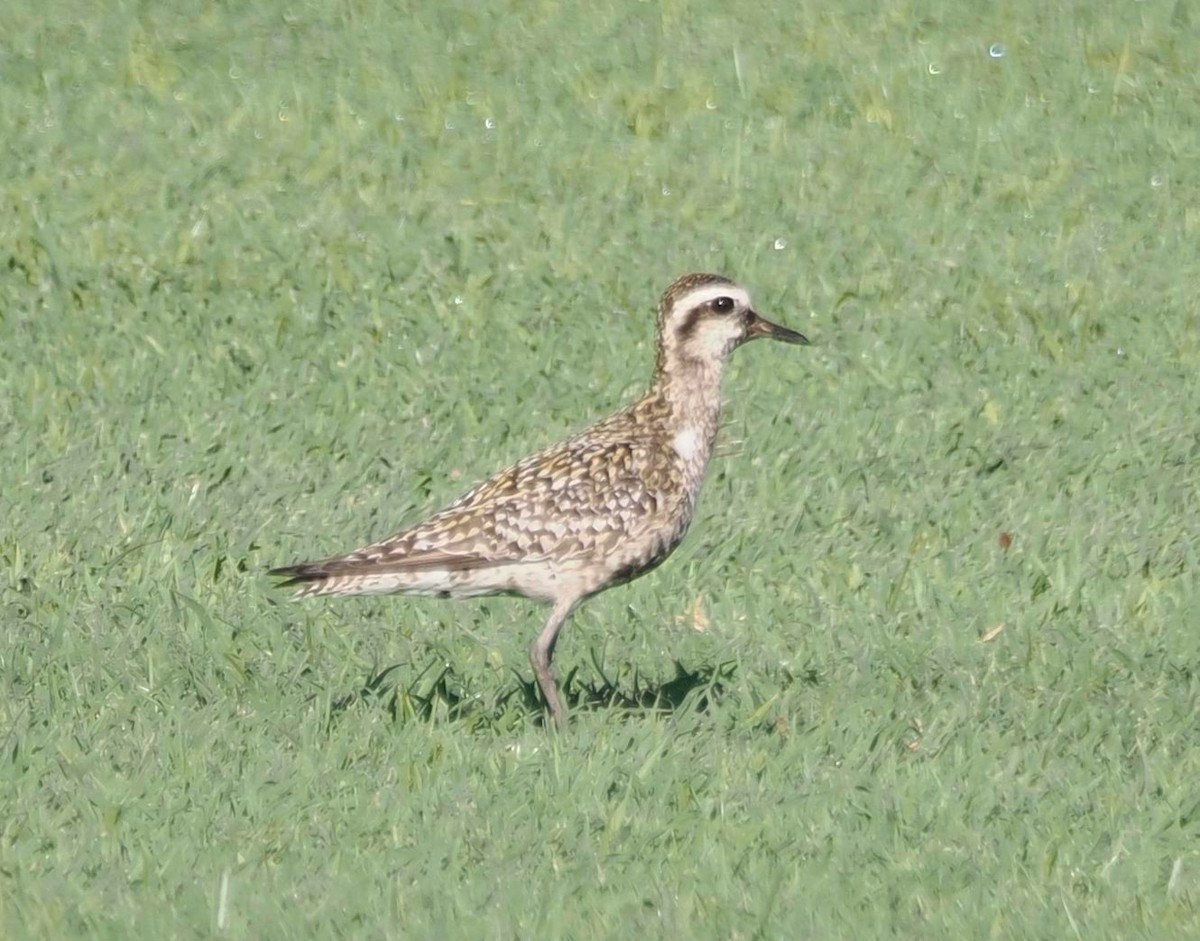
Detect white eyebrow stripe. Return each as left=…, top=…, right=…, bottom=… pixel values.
left=672, top=284, right=752, bottom=312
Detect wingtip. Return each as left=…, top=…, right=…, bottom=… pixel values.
left=267, top=562, right=325, bottom=586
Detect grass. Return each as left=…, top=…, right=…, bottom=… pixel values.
left=2, top=0, right=1198, bottom=937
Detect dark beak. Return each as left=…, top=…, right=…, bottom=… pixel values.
left=746, top=310, right=810, bottom=345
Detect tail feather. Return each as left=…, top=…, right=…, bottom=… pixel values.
left=267, top=561, right=346, bottom=598
left=270, top=547, right=510, bottom=583
left=267, top=549, right=521, bottom=600
left=268, top=560, right=400, bottom=599
left=268, top=562, right=328, bottom=588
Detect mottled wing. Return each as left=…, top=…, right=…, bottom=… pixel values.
left=453, top=437, right=683, bottom=555
left=374, top=433, right=682, bottom=564
left=271, top=421, right=687, bottom=590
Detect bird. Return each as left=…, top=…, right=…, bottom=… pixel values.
left=270, top=273, right=809, bottom=728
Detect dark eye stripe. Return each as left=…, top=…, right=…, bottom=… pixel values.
left=675, top=308, right=703, bottom=342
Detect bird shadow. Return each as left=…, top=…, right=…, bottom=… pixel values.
left=320, top=657, right=736, bottom=729
left=553, top=657, right=736, bottom=724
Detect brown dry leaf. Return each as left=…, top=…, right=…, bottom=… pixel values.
left=674, top=593, right=709, bottom=632
left=979, top=623, right=1006, bottom=643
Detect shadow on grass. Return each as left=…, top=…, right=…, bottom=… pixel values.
left=320, top=657, right=737, bottom=729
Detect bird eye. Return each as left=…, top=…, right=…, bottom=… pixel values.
left=711, top=296, right=735, bottom=313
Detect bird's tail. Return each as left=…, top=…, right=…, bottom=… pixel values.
left=268, top=561, right=343, bottom=598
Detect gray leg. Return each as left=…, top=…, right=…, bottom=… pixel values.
left=530, top=597, right=577, bottom=729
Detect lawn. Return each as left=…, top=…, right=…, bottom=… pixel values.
left=2, top=0, right=1197, bottom=937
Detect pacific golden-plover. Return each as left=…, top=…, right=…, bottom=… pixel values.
left=271, top=273, right=808, bottom=728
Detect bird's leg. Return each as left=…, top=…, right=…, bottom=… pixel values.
left=530, top=597, right=578, bottom=730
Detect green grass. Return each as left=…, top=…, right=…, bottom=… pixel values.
left=2, top=0, right=1198, bottom=937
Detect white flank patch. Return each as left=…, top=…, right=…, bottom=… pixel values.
left=672, top=427, right=701, bottom=463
